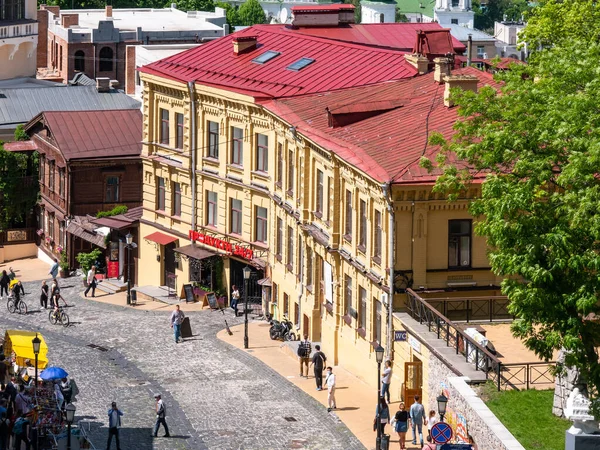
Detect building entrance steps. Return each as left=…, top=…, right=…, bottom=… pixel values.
left=95, top=278, right=128, bottom=295
left=396, top=312, right=488, bottom=383
left=134, top=285, right=180, bottom=304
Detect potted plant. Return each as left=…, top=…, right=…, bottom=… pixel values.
left=58, top=250, right=69, bottom=278
left=76, top=248, right=102, bottom=286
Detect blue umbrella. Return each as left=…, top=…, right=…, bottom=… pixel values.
left=40, top=367, right=68, bottom=380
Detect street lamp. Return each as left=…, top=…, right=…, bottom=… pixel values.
left=375, top=344, right=385, bottom=450
left=125, top=232, right=134, bottom=305
left=32, top=334, right=40, bottom=396
left=65, top=403, right=76, bottom=450
left=437, top=392, right=448, bottom=422
left=243, top=265, right=251, bottom=349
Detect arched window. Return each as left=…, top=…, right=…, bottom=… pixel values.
left=74, top=50, right=85, bottom=72
left=98, top=46, right=113, bottom=72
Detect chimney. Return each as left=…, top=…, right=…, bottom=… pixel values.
left=105, top=5, right=112, bottom=18
left=96, top=77, right=111, bottom=92
left=467, top=33, right=472, bottom=66
left=443, top=75, right=478, bottom=107
left=405, top=54, right=429, bottom=75
left=109, top=79, right=119, bottom=89
left=40, top=4, right=60, bottom=17
left=433, top=57, right=451, bottom=83
left=232, top=36, right=257, bottom=55
left=61, top=13, right=79, bottom=28
left=291, top=4, right=355, bottom=27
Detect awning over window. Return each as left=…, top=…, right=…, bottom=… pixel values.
left=66, top=220, right=107, bottom=249
left=257, top=277, right=272, bottom=287
left=144, top=231, right=178, bottom=246
left=173, top=244, right=216, bottom=260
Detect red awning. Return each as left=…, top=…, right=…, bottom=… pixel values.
left=144, top=231, right=178, bottom=246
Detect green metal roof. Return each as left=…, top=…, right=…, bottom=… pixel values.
left=395, top=0, right=435, bottom=17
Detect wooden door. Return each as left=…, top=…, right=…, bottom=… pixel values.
left=403, top=361, right=423, bottom=407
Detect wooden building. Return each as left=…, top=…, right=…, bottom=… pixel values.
left=24, top=109, right=143, bottom=268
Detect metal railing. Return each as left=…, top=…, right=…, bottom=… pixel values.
left=425, top=295, right=513, bottom=322
left=405, top=289, right=555, bottom=391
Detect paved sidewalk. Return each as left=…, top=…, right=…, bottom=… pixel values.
left=218, top=321, right=425, bottom=450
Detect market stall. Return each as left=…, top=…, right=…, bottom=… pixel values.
left=4, top=329, right=49, bottom=369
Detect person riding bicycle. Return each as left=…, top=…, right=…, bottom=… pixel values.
left=10, top=281, right=25, bottom=302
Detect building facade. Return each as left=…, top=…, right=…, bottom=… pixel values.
left=137, top=9, right=501, bottom=388
left=36, top=5, right=227, bottom=86
left=0, top=0, right=38, bottom=79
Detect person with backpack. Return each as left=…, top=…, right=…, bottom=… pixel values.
left=107, top=402, right=123, bottom=450
left=12, top=413, right=30, bottom=450
left=153, top=393, right=169, bottom=438
left=310, top=345, right=327, bottom=390
left=410, top=395, right=427, bottom=447
left=297, top=335, right=312, bottom=378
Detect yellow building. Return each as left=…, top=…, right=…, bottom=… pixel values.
left=137, top=13, right=502, bottom=399
left=0, top=0, right=38, bottom=80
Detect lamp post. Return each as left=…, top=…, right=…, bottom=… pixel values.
left=65, top=403, right=76, bottom=450
left=375, top=344, right=385, bottom=450
left=243, top=265, right=251, bottom=349
left=32, top=334, right=40, bottom=397
left=437, top=392, right=448, bottom=422
left=125, top=232, right=134, bottom=305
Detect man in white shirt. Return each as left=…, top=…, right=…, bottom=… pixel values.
left=325, top=366, right=337, bottom=412
left=381, top=360, right=392, bottom=403
left=170, top=305, right=185, bottom=343
left=84, top=266, right=97, bottom=297
left=107, top=401, right=123, bottom=450
left=153, top=393, right=170, bottom=438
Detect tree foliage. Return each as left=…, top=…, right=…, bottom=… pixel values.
left=473, top=0, right=529, bottom=32
left=424, top=20, right=600, bottom=414
left=237, top=0, right=265, bottom=26
left=215, top=2, right=239, bottom=29
left=174, top=0, right=215, bottom=13
left=13, top=125, right=28, bottom=142
left=0, top=146, right=39, bottom=231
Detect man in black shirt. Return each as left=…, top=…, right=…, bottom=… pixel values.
left=310, top=345, right=327, bottom=391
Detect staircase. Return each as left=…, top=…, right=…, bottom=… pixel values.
left=95, top=278, right=128, bottom=295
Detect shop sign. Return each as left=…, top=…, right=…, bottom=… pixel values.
left=189, top=230, right=254, bottom=260
left=394, top=331, right=407, bottom=342
left=408, top=335, right=421, bottom=354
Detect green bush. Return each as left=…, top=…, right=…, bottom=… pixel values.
left=59, top=250, right=69, bottom=271
left=96, top=205, right=128, bottom=218
left=76, top=248, right=102, bottom=272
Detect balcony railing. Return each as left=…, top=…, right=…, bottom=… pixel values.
left=425, top=295, right=513, bottom=322
left=405, top=288, right=555, bottom=391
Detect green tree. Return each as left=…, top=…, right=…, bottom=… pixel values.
left=395, top=7, right=408, bottom=23
left=174, top=0, right=215, bottom=12
left=0, top=146, right=39, bottom=231
left=424, top=40, right=600, bottom=414
left=215, top=1, right=239, bottom=29
left=237, top=0, right=265, bottom=25
left=13, top=125, right=29, bottom=142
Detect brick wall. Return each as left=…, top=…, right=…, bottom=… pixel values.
left=125, top=45, right=137, bottom=95
left=37, top=9, right=49, bottom=69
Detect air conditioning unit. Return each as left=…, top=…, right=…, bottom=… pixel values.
left=381, top=293, right=389, bottom=306
left=482, top=52, right=489, bottom=59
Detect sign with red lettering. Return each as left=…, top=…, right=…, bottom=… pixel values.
left=107, top=261, right=119, bottom=279
left=189, top=230, right=254, bottom=261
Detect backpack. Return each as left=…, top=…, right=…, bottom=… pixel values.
left=13, top=418, right=25, bottom=435
left=297, top=342, right=309, bottom=358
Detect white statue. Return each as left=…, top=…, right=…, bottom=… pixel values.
left=565, top=388, right=598, bottom=435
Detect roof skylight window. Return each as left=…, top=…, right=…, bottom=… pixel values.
left=287, top=57, right=315, bottom=71
left=252, top=51, right=281, bottom=64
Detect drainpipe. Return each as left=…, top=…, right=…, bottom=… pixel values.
left=382, top=181, right=395, bottom=359
left=187, top=81, right=197, bottom=239
left=467, top=34, right=472, bottom=67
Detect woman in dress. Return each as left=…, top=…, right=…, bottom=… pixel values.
left=394, top=402, right=409, bottom=449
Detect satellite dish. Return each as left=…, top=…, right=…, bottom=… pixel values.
left=279, top=7, right=288, bottom=24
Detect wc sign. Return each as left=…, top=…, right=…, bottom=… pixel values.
left=394, top=331, right=407, bottom=342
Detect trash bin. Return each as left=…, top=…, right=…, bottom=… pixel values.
left=376, top=434, right=390, bottom=450
left=131, top=290, right=137, bottom=304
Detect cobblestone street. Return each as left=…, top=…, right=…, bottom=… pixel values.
left=0, top=279, right=364, bottom=450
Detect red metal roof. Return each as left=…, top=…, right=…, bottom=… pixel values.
left=144, top=231, right=178, bottom=246
left=3, top=141, right=38, bottom=152
left=38, top=110, right=142, bottom=161
left=262, top=67, right=501, bottom=183
left=284, top=23, right=466, bottom=53
left=139, top=25, right=418, bottom=98
left=291, top=4, right=355, bottom=11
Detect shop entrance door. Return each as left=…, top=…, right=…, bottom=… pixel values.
left=230, top=259, right=263, bottom=313
left=403, top=359, right=422, bottom=406
left=164, top=242, right=177, bottom=289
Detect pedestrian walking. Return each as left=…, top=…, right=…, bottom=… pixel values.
left=12, top=413, right=30, bottom=450
left=392, top=402, right=409, bottom=449
left=310, top=345, right=327, bottom=390
left=54, top=382, right=64, bottom=410
left=409, top=395, right=426, bottom=447
left=153, top=394, right=170, bottom=438
left=0, top=271, right=9, bottom=298
left=6, top=268, right=14, bottom=281
left=0, top=360, right=6, bottom=387
left=49, top=258, right=59, bottom=280
left=60, top=378, right=73, bottom=405
left=40, top=280, right=49, bottom=309
left=427, top=409, right=437, bottom=439
left=14, top=386, right=31, bottom=416
left=297, top=335, right=311, bottom=378
left=325, top=367, right=336, bottom=412
left=170, top=305, right=185, bottom=343
left=230, top=285, right=240, bottom=316
left=0, top=411, right=8, bottom=450
left=84, top=266, right=97, bottom=297
left=381, top=360, right=392, bottom=403
left=106, top=402, right=123, bottom=450
left=374, top=397, right=390, bottom=436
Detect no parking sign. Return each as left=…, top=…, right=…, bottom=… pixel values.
left=431, top=422, right=453, bottom=444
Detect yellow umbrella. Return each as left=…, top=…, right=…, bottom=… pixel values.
left=4, top=330, right=49, bottom=369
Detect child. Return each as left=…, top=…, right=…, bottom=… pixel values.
left=427, top=410, right=437, bottom=439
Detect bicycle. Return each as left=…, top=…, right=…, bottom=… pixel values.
left=7, top=294, right=27, bottom=315
left=49, top=306, right=69, bottom=327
